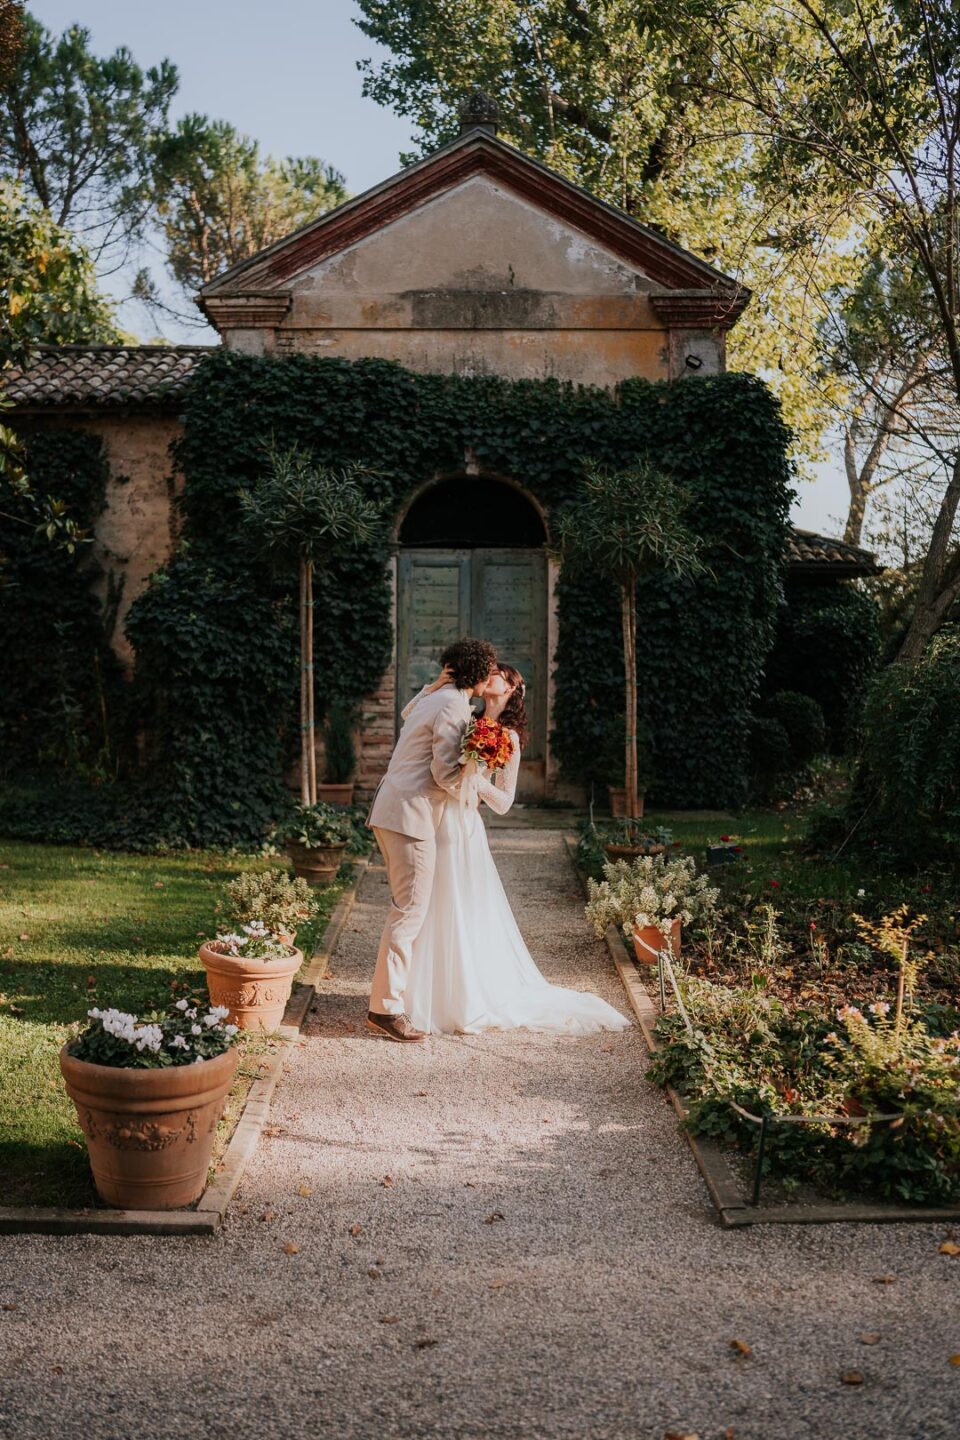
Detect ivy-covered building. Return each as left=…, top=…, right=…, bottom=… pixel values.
left=4, top=96, right=877, bottom=833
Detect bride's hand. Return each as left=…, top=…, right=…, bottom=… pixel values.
left=424, top=664, right=454, bottom=694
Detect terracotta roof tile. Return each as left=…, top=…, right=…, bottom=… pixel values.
left=3, top=345, right=211, bottom=408
left=787, top=527, right=879, bottom=576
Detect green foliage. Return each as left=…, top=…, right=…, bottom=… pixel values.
left=0, top=428, right=128, bottom=777
left=277, top=801, right=354, bottom=849
left=153, top=114, right=347, bottom=292
left=220, top=867, right=318, bottom=936
left=123, top=551, right=298, bottom=849
left=848, top=627, right=960, bottom=863
left=765, top=691, right=827, bottom=767
left=763, top=582, right=881, bottom=751
left=747, top=715, right=793, bottom=804
left=0, top=14, right=178, bottom=264
left=323, top=702, right=356, bottom=783
left=0, top=180, right=119, bottom=363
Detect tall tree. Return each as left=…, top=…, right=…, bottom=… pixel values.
left=0, top=14, right=177, bottom=265
left=0, top=1, right=23, bottom=90
left=355, top=0, right=864, bottom=462
left=671, top=0, right=960, bottom=661
left=152, top=115, right=348, bottom=295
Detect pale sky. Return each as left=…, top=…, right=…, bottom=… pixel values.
left=27, top=0, right=848, bottom=537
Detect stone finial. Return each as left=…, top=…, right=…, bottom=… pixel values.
left=458, top=88, right=500, bottom=136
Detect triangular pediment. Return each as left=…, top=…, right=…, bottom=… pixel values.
left=199, top=130, right=748, bottom=325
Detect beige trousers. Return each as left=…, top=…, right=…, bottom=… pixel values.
left=370, top=826, right=437, bottom=1016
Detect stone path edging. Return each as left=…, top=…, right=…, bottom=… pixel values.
left=0, top=857, right=369, bottom=1238
left=564, top=837, right=960, bottom=1228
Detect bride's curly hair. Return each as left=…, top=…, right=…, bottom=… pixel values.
left=498, top=665, right=528, bottom=750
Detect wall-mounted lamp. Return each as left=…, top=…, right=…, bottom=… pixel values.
left=685, top=353, right=704, bottom=370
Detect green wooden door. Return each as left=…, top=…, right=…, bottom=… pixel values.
left=397, top=547, right=547, bottom=760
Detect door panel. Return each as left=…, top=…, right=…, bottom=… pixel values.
left=397, top=547, right=547, bottom=763
left=396, top=552, right=470, bottom=713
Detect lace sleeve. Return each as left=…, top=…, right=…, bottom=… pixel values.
left=477, top=731, right=520, bottom=816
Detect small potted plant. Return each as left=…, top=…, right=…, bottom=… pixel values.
left=60, top=998, right=239, bottom=1210
left=220, top=867, right=318, bottom=945
left=585, top=852, right=718, bottom=966
left=318, top=702, right=357, bottom=805
left=199, top=922, right=304, bottom=1032
left=280, top=801, right=354, bottom=887
left=602, top=821, right=673, bottom=863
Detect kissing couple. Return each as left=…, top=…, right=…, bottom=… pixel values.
left=365, top=637, right=630, bottom=1041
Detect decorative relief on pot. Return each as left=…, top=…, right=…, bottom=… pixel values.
left=81, top=1108, right=199, bottom=1150
left=213, top=983, right=282, bottom=1007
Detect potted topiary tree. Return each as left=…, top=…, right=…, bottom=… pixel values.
left=553, top=460, right=708, bottom=824
left=318, top=701, right=357, bottom=804
left=239, top=444, right=383, bottom=808
left=60, top=998, right=240, bottom=1209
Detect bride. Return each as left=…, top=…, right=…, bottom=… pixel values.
left=400, top=664, right=630, bottom=1036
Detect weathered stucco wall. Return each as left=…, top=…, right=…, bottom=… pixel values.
left=233, top=177, right=676, bottom=386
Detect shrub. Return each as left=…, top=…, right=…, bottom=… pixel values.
left=747, top=715, right=793, bottom=802
left=766, top=690, right=828, bottom=765
left=221, top=868, right=318, bottom=935
left=323, top=702, right=357, bottom=783
left=850, top=627, right=960, bottom=863
left=585, top=852, right=719, bottom=938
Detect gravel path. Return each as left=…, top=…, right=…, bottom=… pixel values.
left=2, top=828, right=958, bottom=1440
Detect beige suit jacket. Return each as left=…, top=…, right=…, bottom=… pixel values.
left=367, top=686, right=470, bottom=840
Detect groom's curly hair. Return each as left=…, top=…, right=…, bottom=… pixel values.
left=441, top=637, right=497, bottom=689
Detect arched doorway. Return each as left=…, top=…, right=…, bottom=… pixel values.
left=396, top=476, right=549, bottom=784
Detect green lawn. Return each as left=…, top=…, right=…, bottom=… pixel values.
left=0, top=841, right=341, bottom=1207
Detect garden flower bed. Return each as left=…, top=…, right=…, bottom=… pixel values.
left=578, top=809, right=960, bottom=1207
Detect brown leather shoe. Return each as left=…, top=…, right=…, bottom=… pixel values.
left=366, top=1011, right=427, bottom=1043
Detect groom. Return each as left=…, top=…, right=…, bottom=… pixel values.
left=366, top=637, right=499, bottom=1042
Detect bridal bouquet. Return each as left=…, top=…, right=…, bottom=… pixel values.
left=460, top=716, right=514, bottom=773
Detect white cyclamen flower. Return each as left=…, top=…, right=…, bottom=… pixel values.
left=191, top=1024, right=202, bottom=1036
left=174, top=998, right=189, bottom=1011
left=170, top=1034, right=189, bottom=1050
left=224, top=1024, right=238, bottom=1036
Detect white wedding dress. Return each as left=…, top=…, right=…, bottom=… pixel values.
left=401, top=695, right=631, bottom=1036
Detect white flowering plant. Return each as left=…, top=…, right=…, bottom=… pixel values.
left=206, top=920, right=294, bottom=962
left=220, top=868, right=317, bottom=935
left=585, top=852, right=719, bottom=939
left=69, top=997, right=240, bottom=1069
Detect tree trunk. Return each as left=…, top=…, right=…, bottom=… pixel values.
left=897, top=451, right=960, bottom=662
left=621, top=571, right=640, bottom=819
left=298, top=557, right=310, bottom=806
left=305, top=557, right=317, bottom=807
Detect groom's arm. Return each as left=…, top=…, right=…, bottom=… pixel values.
left=430, top=696, right=466, bottom=798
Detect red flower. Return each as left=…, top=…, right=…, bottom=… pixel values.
left=809, top=922, right=817, bottom=931
left=769, top=880, right=781, bottom=889
left=720, top=834, right=732, bottom=842
left=671, top=841, right=682, bottom=847
left=732, top=846, right=743, bottom=854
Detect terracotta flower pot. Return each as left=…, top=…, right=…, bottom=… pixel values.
left=285, top=840, right=347, bottom=888
left=317, top=783, right=354, bottom=805
left=59, top=1044, right=237, bottom=1211
left=603, top=842, right=666, bottom=863
left=631, top=918, right=682, bottom=966
left=199, top=942, right=304, bottom=1032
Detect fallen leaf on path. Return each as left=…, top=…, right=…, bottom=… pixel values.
left=872, top=1274, right=895, bottom=1284
left=297, top=1185, right=313, bottom=1198
left=50, top=1366, right=63, bottom=1375
left=950, top=1356, right=960, bottom=1367
left=860, top=1334, right=881, bottom=1345
left=415, top=1337, right=438, bottom=1349
left=377, top=1254, right=386, bottom=1265
left=729, top=1339, right=752, bottom=1357
left=723, top=1429, right=736, bottom=1440
left=840, top=1371, right=864, bottom=1385
left=464, top=1180, right=476, bottom=1187
left=380, top=1174, right=394, bottom=1187
left=939, top=1241, right=960, bottom=1256
left=368, top=1267, right=382, bottom=1280
left=282, top=1242, right=299, bottom=1255
left=489, top=1279, right=509, bottom=1289
left=664, top=1431, right=699, bottom=1439
left=415, top=1090, right=428, bottom=1097
left=349, top=1222, right=363, bottom=1237
left=259, top=1210, right=276, bottom=1223
left=380, top=1314, right=400, bottom=1324
left=17, top=933, right=28, bottom=941
left=483, top=1211, right=505, bottom=1224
